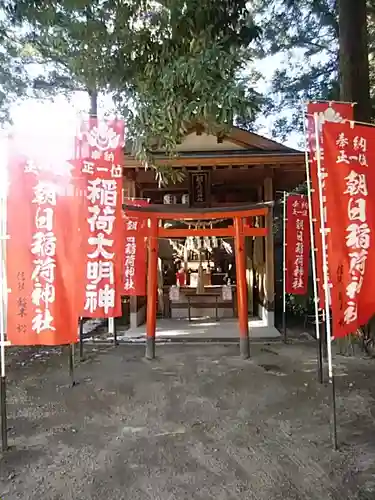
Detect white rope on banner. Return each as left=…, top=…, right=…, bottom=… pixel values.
left=302, top=110, right=321, bottom=344
left=314, top=112, right=333, bottom=379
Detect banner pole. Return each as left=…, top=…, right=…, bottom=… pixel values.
left=113, top=319, right=118, bottom=346
left=79, top=317, right=84, bottom=361
left=303, top=108, right=324, bottom=384
left=282, top=191, right=288, bottom=343
left=68, top=343, right=76, bottom=387
left=314, top=112, right=338, bottom=450
left=0, top=375, right=7, bottom=453
left=0, top=175, right=8, bottom=452
left=108, top=317, right=117, bottom=346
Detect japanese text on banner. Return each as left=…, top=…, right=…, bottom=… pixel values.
left=75, top=119, right=124, bottom=318
left=306, top=103, right=354, bottom=308
left=285, top=194, right=310, bottom=295
left=31, top=180, right=57, bottom=334
left=123, top=199, right=148, bottom=296
left=7, top=155, right=79, bottom=346
left=323, top=121, right=375, bottom=338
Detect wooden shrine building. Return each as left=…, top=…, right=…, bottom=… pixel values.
left=122, top=125, right=305, bottom=345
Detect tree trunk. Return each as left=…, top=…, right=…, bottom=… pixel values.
left=88, top=88, right=98, bottom=116
left=338, top=0, right=371, bottom=122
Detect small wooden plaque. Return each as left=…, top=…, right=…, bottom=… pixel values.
left=189, top=171, right=211, bottom=207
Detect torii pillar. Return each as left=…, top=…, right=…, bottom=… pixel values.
left=234, top=216, right=250, bottom=358
left=146, top=217, right=158, bottom=359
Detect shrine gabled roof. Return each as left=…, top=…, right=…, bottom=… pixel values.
left=213, top=126, right=300, bottom=153
left=123, top=124, right=304, bottom=171
left=150, top=149, right=302, bottom=159
left=125, top=125, right=301, bottom=156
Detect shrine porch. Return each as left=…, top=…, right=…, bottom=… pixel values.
left=117, top=317, right=280, bottom=342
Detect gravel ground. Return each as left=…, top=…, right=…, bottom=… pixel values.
left=1, top=341, right=375, bottom=499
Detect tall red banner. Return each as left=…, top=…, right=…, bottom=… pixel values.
left=306, top=102, right=354, bottom=307
left=7, top=155, right=80, bottom=345
left=285, top=195, right=310, bottom=295
left=76, top=118, right=124, bottom=165
left=75, top=119, right=124, bottom=318
left=323, top=121, right=375, bottom=337
left=123, top=199, right=149, bottom=296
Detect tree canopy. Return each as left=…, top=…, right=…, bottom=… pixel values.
left=250, top=0, right=374, bottom=138
left=0, top=9, right=35, bottom=122
left=1, top=0, right=374, bottom=159
left=2, top=0, right=262, bottom=181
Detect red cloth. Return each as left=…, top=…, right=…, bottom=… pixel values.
left=176, top=270, right=186, bottom=286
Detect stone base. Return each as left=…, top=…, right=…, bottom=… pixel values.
left=257, top=303, right=275, bottom=328
left=145, top=337, right=155, bottom=359
left=130, top=304, right=146, bottom=329
left=240, top=337, right=250, bottom=358
left=171, top=307, right=234, bottom=320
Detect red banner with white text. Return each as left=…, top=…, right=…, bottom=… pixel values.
left=75, top=119, right=125, bottom=318
left=285, top=195, right=310, bottom=295
left=323, top=121, right=375, bottom=337
left=75, top=118, right=125, bottom=165
left=306, top=102, right=354, bottom=308
left=123, top=199, right=149, bottom=296
left=7, top=154, right=80, bottom=345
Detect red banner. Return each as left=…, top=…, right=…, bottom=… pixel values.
left=74, top=118, right=125, bottom=318
left=123, top=199, right=149, bottom=296
left=306, top=102, right=354, bottom=307
left=77, top=161, right=123, bottom=317
left=323, top=121, right=375, bottom=337
left=75, top=118, right=125, bottom=165
left=285, top=195, right=310, bottom=295
left=7, top=155, right=80, bottom=345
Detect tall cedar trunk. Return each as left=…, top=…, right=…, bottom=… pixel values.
left=338, top=0, right=371, bottom=122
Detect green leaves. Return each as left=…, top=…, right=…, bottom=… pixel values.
left=251, top=0, right=375, bottom=136
left=0, top=0, right=262, bottom=183
left=250, top=0, right=340, bottom=138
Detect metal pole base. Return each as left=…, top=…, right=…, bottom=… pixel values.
left=282, top=312, right=287, bottom=344
left=68, top=344, right=77, bottom=387
left=79, top=318, right=84, bottom=362
left=113, top=320, right=118, bottom=347
left=321, top=320, right=328, bottom=361
left=145, top=338, right=155, bottom=360
left=1, top=376, right=8, bottom=452
left=330, top=375, right=338, bottom=450
left=317, top=335, right=323, bottom=384
left=240, top=337, right=250, bottom=359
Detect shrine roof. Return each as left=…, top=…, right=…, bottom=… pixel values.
left=124, top=125, right=304, bottom=168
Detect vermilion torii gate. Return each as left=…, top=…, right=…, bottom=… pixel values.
left=123, top=202, right=273, bottom=360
